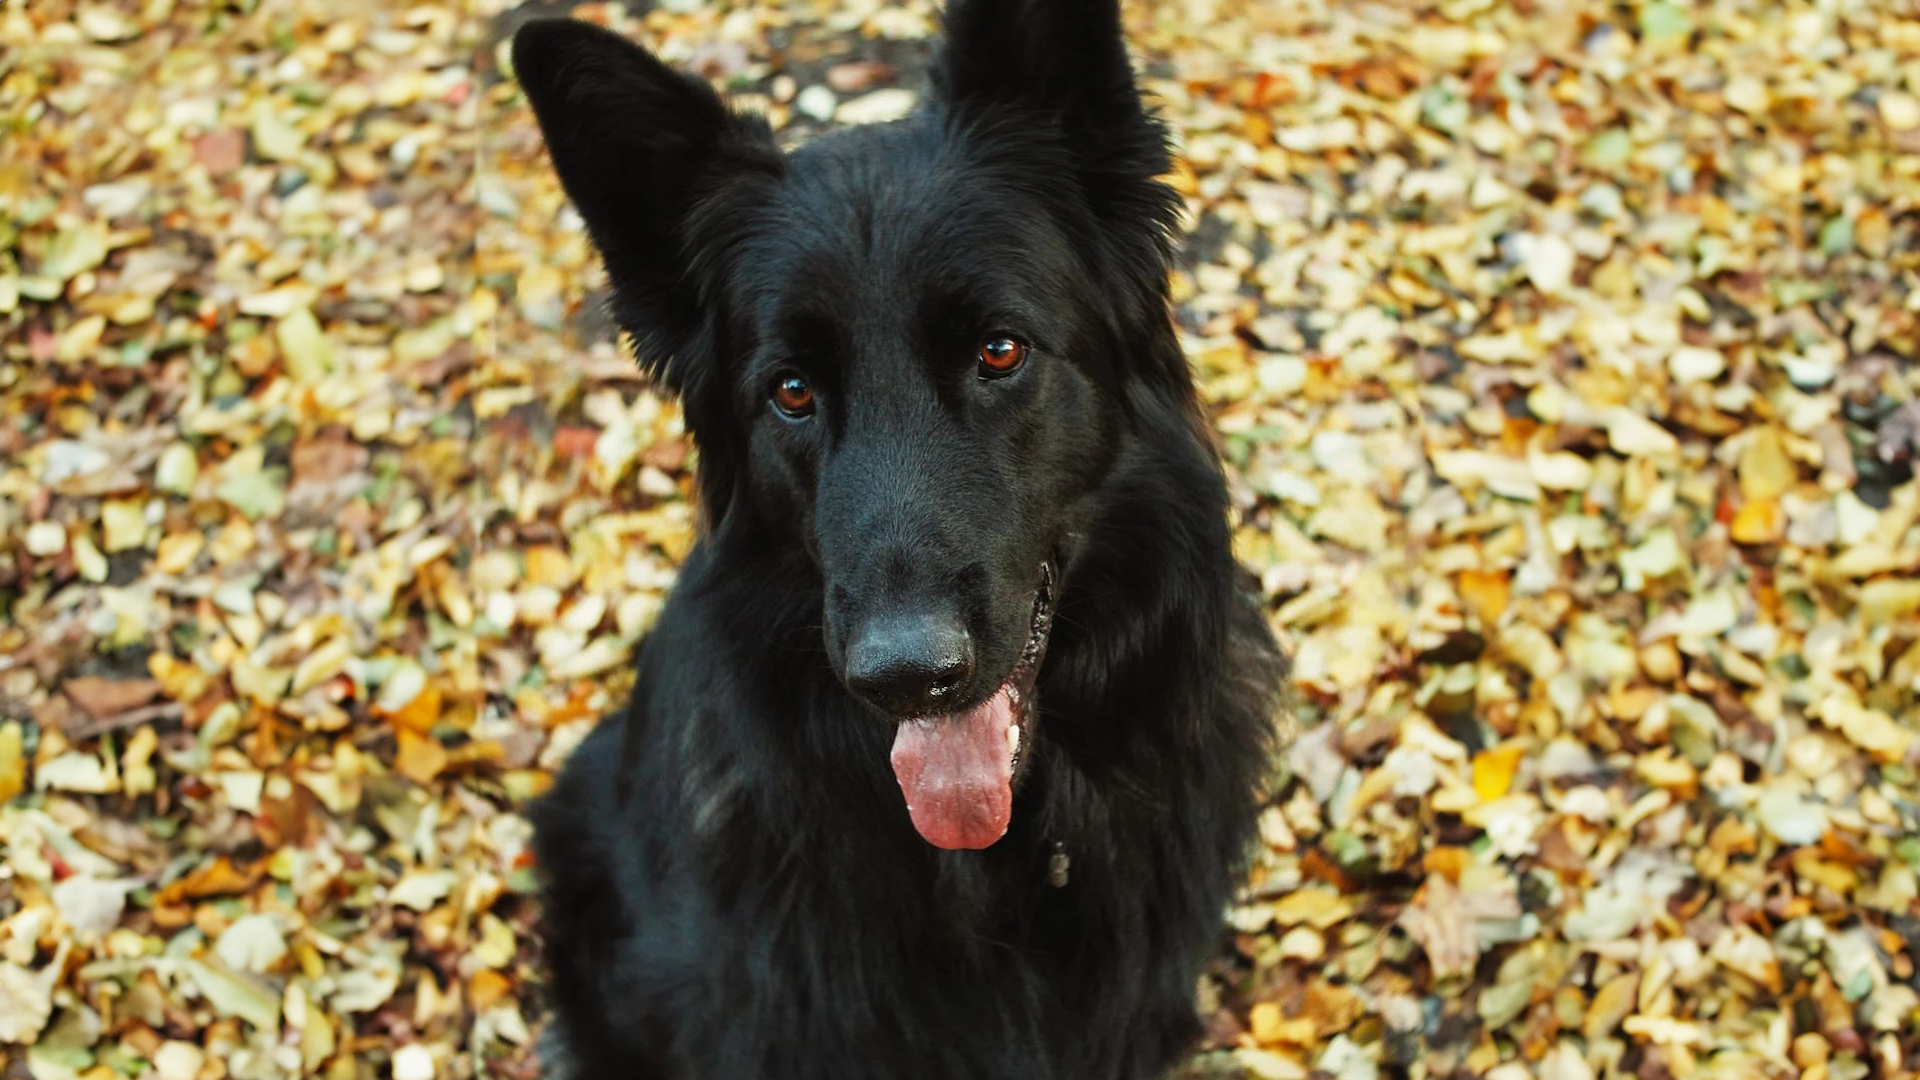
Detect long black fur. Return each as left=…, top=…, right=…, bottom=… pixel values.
left=513, top=2, right=1287, bottom=1077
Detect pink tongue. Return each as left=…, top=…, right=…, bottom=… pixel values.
left=888, top=687, right=1015, bottom=850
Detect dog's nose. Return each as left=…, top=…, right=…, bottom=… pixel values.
left=845, top=614, right=974, bottom=716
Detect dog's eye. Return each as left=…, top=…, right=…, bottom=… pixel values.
left=771, top=372, right=815, bottom=418
left=977, top=336, right=1029, bottom=378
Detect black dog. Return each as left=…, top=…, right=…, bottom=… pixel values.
left=512, top=1, right=1285, bottom=1076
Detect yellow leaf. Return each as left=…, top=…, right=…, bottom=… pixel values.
left=0, top=722, right=23, bottom=805
left=154, top=531, right=205, bottom=574
left=395, top=730, right=449, bottom=786
left=380, top=684, right=443, bottom=736
left=1738, top=427, right=1795, bottom=502
left=1457, top=569, right=1510, bottom=627
left=1472, top=744, right=1525, bottom=802
left=1249, top=1002, right=1285, bottom=1045
left=523, top=545, right=575, bottom=589
left=1729, top=499, right=1784, bottom=545
left=469, top=969, right=513, bottom=1010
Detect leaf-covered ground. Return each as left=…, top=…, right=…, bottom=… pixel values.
left=5, top=1, right=1920, bottom=1079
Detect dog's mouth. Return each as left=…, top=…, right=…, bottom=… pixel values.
left=887, top=562, right=1056, bottom=851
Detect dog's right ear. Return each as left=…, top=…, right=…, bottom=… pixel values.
left=511, top=19, right=780, bottom=391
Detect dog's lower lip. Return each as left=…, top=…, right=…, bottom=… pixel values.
left=1002, top=561, right=1053, bottom=774
left=1012, top=561, right=1054, bottom=680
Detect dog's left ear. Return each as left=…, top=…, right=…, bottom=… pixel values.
left=932, top=0, right=1170, bottom=192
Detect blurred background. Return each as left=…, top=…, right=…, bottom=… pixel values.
left=3, top=1, right=1920, bottom=1079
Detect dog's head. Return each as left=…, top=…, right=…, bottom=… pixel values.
left=514, top=0, right=1185, bottom=849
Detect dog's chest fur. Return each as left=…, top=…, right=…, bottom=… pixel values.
left=536, top=707, right=1244, bottom=1080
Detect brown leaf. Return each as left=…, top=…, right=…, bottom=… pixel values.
left=1300, top=981, right=1364, bottom=1032
left=28, top=324, right=57, bottom=364
left=291, top=434, right=370, bottom=486
left=63, top=676, right=162, bottom=718
left=826, top=61, right=894, bottom=93
left=158, top=856, right=263, bottom=905
left=193, top=130, right=247, bottom=175
left=1399, top=874, right=1479, bottom=980
left=64, top=701, right=184, bottom=741
left=640, top=436, right=691, bottom=472
left=1423, top=845, right=1470, bottom=883
left=554, top=427, right=599, bottom=458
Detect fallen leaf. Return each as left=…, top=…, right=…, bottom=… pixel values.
left=61, top=677, right=161, bottom=719
left=1472, top=744, right=1525, bottom=801
left=389, top=870, right=456, bottom=912
left=1730, top=499, right=1784, bottom=544
left=0, top=942, right=70, bottom=1043
left=192, top=130, right=247, bottom=174
left=52, top=877, right=141, bottom=937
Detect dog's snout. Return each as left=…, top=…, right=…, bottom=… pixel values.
left=845, top=614, right=974, bottom=717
